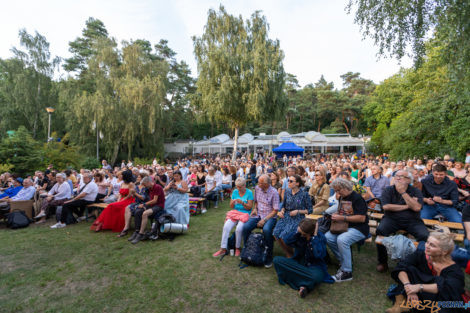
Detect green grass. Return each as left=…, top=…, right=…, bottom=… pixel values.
left=1, top=200, right=465, bottom=313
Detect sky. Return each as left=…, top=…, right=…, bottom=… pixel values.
left=0, top=0, right=412, bottom=88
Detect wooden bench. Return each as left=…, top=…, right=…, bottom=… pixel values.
left=368, top=212, right=463, bottom=231
left=189, top=197, right=205, bottom=215
left=85, top=203, right=108, bottom=220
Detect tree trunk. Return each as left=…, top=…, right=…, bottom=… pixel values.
left=33, top=78, right=41, bottom=139
left=317, top=120, right=321, bottom=132
left=342, top=113, right=350, bottom=134
left=232, top=126, right=239, bottom=161
left=110, top=138, right=121, bottom=166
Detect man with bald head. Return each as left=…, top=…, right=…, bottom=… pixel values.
left=375, top=170, right=427, bottom=272
left=242, top=174, right=279, bottom=268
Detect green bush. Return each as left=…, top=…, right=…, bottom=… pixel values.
left=81, top=157, right=101, bottom=170
left=43, top=133, right=83, bottom=170
left=133, top=157, right=154, bottom=166
left=0, top=126, right=43, bottom=176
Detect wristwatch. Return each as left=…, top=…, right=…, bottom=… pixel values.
left=420, top=284, right=424, bottom=293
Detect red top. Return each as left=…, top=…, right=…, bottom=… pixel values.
left=149, top=183, right=165, bottom=208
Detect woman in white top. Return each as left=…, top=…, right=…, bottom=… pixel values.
left=103, top=171, right=123, bottom=203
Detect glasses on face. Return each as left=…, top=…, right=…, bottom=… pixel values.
left=288, top=179, right=296, bottom=183
left=395, top=175, right=410, bottom=180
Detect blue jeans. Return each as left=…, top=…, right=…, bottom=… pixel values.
left=242, top=216, right=277, bottom=264
left=420, top=204, right=462, bottom=223
left=325, top=228, right=366, bottom=273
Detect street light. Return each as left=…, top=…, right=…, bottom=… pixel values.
left=46, top=107, right=55, bottom=142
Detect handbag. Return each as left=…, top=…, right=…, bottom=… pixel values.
left=330, top=219, right=348, bottom=234
left=329, top=199, right=349, bottom=234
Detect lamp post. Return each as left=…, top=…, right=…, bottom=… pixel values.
left=45, top=107, right=55, bottom=142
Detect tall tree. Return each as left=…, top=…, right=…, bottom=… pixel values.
left=70, top=38, right=168, bottom=163
left=193, top=6, right=286, bottom=160
left=63, top=17, right=109, bottom=75
left=0, top=29, right=60, bottom=139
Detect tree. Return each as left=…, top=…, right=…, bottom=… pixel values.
left=0, top=126, right=43, bottom=176
left=0, top=30, right=60, bottom=139
left=193, top=6, right=286, bottom=160
left=347, top=0, right=470, bottom=78
left=63, top=17, right=109, bottom=75
left=69, top=38, right=168, bottom=163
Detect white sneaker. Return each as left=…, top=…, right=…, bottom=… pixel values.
left=34, top=212, right=46, bottom=219
left=77, top=216, right=87, bottom=222
left=201, top=208, right=207, bottom=214
left=50, top=222, right=66, bottom=229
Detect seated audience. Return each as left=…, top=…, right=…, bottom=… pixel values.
left=376, top=170, right=428, bottom=272
left=325, top=178, right=369, bottom=282
left=242, top=174, right=279, bottom=267
left=388, top=232, right=465, bottom=313
left=273, top=219, right=334, bottom=298
left=91, top=170, right=135, bottom=232
left=213, top=177, right=253, bottom=257
left=164, top=170, right=190, bottom=225
left=363, top=165, right=390, bottom=205
left=0, top=178, right=35, bottom=210
left=128, top=176, right=165, bottom=244
left=34, top=173, right=72, bottom=224
left=421, top=164, right=460, bottom=222
left=308, top=169, right=330, bottom=215
left=118, top=172, right=149, bottom=237
left=51, top=173, right=98, bottom=229
left=0, top=177, right=23, bottom=199
left=274, top=175, right=312, bottom=258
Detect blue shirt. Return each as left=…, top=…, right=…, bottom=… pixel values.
left=364, top=175, right=390, bottom=198
left=0, top=186, right=22, bottom=199
left=231, top=188, right=254, bottom=214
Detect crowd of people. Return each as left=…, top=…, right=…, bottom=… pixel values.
left=1, top=150, right=470, bottom=310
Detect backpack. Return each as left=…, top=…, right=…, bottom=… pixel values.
left=240, top=233, right=265, bottom=267
left=6, top=211, right=31, bottom=229
left=148, top=213, right=176, bottom=241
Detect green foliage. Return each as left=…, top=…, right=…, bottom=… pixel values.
left=133, top=157, right=154, bottom=166
left=0, top=163, right=14, bottom=173
left=0, top=126, right=43, bottom=175
left=81, top=157, right=101, bottom=170
left=193, top=6, right=286, bottom=158
left=364, top=43, right=470, bottom=160
left=42, top=133, right=82, bottom=170
left=347, top=0, right=470, bottom=78
left=0, top=30, right=59, bottom=140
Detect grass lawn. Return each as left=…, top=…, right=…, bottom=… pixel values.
left=1, top=199, right=468, bottom=313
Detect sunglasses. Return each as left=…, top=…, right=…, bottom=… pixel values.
left=288, top=179, right=296, bottom=183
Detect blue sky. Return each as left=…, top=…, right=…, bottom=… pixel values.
left=0, top=0, right=412, bottom=88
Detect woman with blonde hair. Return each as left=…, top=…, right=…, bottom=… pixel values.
left=308, top=169, right=330, bottom=215
left=387, top=232, right=465, bottom=313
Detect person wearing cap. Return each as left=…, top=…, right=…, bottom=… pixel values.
left=0, top=178, right=35, bottom=208
left=0, top=177, right=23, bottom=199
left=34, top=173, right=72, bottom=224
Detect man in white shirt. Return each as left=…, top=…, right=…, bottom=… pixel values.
left=0, top=178, right=36, bottom=205
left=35, top=173, right=72, bottom=224
left=51, top=173, right=98, bottom=228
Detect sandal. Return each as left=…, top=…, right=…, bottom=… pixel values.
left=299, top=286, right=307, bottom=298
left=117, top=229, right=128, bottom=238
